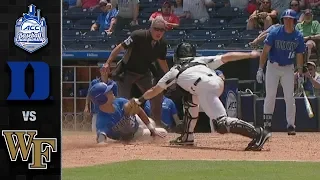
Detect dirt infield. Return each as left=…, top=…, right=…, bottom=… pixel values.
left=62, top=132, right=320, bottom=168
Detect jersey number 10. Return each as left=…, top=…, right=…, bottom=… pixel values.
left=288, top=52, right=295, bottom=59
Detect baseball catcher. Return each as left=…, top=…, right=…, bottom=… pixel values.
left=88, top=82, right=167, bottom=143
left=128, top=42, right=271, bottom=151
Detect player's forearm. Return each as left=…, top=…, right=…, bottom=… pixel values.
left=138, top=86, right=164, bottom=104
left=310, top=78, right=320, bottom=89
left=85, top=95, right=90, bottom=107
left=157, top=59, right=169, bottom=73
left=106, top=44, right=123, bottom=64
left=137, top=108, right=153, bottom=125
left=221, top=52, right=254, bottom=63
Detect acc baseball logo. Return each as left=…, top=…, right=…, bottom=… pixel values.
left=14, top=4, right=48, bottom=53
left=226, top=90, right=237, bottom=118
left=2, top=130, right=57, bottom=169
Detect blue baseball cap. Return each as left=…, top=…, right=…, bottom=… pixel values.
left=88, top=82, right=114, bottom=105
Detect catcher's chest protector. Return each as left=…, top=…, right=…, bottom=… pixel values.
left=175, top=61, right=206, bottom=79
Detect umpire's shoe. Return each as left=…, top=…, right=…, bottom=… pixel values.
left=287, top=126, right=296, bottom=135
left=169, top=133, right=194, bottom=146
left=245, top=127, right=271, bottom=151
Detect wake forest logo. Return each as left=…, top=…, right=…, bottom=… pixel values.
left=14, top=4, right=48, bottom=53
left=2, top=130, right=57, bottom=169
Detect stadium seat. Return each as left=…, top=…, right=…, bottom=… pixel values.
left=167, top=39, right=182, bottom=48
left=225, top=17, right=248, bottom=30
left=207, top=8, right=216, bottom=18
left=81, top=31, right=106, bottom=43
left=215, top=0, right=227, bottom=9
left=65, top=8, right=88, bottom=20
left=216, top=7, right=241, bottom=19
left=199, top=18, right=226, bottom=31
left=66, top=42, right=91, bottom=50
left=63, top=19, right=73, bottom=29
left=73, top=19, right=95, bottom=31
left=184, top=37, right=208, bottom=47
left=210, top=36, right=232, bottom=45
left=138, top=18, right=151, bottom=25
left=213, top=29, right=239, bottom=38
left=240, top=29, right=261, bottom=36
left=139, top=12, right=152, bottom=19
left=166, top=30, right=185, bottom=37
left=187, top=30, right=212, bottom=38
left=91, top=42, right=112, bottom=50
left=235, top=36, right=255, bottom=43
left=63, top=30, right=81, bottom=37
left=199, top=43, right=224, bottom=50
left=176, top=19, right=199, bottom=30
left=142, top=7, right=160, bottom=14
left=225, top=42, right=250, bottom=50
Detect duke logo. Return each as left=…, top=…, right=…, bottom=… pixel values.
left=2, top=130, right=57, bottom=169
left=14, top=4, right=48, bottom=53
left=226, top=91, right=237, bottom=117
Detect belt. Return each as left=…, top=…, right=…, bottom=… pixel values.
left=269, top=61, right=292, bottom=66
left=194, top=74, right=213, bottom=86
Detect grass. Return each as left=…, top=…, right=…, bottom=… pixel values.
left=63, top=160, right=320, bottom=180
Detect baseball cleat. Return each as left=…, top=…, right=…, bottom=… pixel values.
left=96, top=132, right=107, bottom=143
left=169, top=134, right=194, bottom=146
left=245, top=127, right=271, bottom=151
left=287, top=126, right=296, bottom=135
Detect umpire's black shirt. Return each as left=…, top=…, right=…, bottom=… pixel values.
left=121, top=29, right=167, bottom=75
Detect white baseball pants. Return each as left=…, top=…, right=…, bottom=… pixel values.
left=264, top=61, right=296, bottom=127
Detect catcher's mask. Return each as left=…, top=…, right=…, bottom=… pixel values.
left=173, top=42, right=197, bottom=64
left=88, top=82, right=114, bottom=105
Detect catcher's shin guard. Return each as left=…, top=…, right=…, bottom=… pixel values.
left=170, top=97, right=198, bottom=145
left=212, top=116, right=259, bottom=138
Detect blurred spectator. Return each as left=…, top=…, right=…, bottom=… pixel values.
left=183, top=0, right=214, bottom=23
left=64, top=0, right=78, bottom=9
left=149, top=1, right=180, bottom=30
left=173, top=0, right=186, bottom=18
left=295, top=62, right=320, bottom=96
left=290, top=0, right=304, bottom=22
left=113, top=0, right=139, bottom=34
left=247, top=0, right=278, bottom=30
left=76, top=0, right=100, bottom=10
left=247, top=0, right=259, bottom=15
left=144, top=96, right=182, bottom=131
left=304, top=0, right=320, bottom=9
left=296, top=9, right=320, bottom=62
left=90, top=0, right=118, bottom=35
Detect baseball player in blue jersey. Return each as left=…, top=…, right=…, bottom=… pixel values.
left=84, top=64, right=118, bottom=132
left=256, top=9, right=306, bottom=135
left=88, top=82, right=167, bottom=143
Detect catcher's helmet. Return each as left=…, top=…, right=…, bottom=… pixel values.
left=173, top=42, right=196, bottom=63
left=88, top=82, right=114, bottom=105
left=280, top=9, right=298, bottom=24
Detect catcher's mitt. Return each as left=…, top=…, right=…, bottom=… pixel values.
left=123, top=98, right=141, bottom=115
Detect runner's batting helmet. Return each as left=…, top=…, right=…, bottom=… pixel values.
left=280, top=9, right=298, bottom=24
left=173, top=42, right=196, bottom=63
left=88, top=82, right=114, bottom=105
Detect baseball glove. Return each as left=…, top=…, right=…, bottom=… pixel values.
left=123, top=98, right=141, bottom=115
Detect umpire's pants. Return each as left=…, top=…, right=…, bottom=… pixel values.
left=118, top=71, right=163, bottom=126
